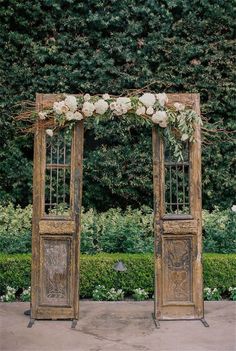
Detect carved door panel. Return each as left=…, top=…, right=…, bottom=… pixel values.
left=153, top=94, right=203, bottom=320
left=31, top=94, right=84, bottom=320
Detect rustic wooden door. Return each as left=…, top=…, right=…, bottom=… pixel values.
left=153, top=94, right=204, bottom=322
left=30, top=94, right=84, bottom=325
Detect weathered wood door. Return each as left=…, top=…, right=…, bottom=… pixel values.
left=31, top=94, right=84, bottom=321
left=153, top=94, right=203, bottom=320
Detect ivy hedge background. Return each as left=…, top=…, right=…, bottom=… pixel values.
left=0, top=0, right=235, bottom=210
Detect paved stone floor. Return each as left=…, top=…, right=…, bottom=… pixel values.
left=0, top=301, right=235, bottom=351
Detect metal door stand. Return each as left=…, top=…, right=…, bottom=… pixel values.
left=152, top=314, right=209, bottom=328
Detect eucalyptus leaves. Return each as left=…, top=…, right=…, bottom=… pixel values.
left=40, top=92, right=202, bottom=161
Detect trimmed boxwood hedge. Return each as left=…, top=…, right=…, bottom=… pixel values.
left=0, top=253, right=235, bottom=297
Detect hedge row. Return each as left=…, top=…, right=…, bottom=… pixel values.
left=0, top=253, right=235, bottom=297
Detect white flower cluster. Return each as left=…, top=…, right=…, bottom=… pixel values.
left=41, top=92, right=190, bottom=140
left=133, top=288, right=149, bottom=300
left=106, top=288, right=124, bottom=301
left=137, top=93, right=168, bottom=128
left=0, top=286, right=16, bottom=302
left=20, top=287, right=31, bottom=301
left=203, top=287, right=221, bottom=301
left=53, top=95, right=83, bottom=121
left=133, top=93, right=186, bottom=130
left=231, top=205, right=236, bottom=212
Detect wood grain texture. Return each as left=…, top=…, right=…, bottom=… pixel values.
left=153, top=93, right=204, bottom=320
left=39, top=220, right=75, bottom=234
left=31, top=94, right=84, bottom=321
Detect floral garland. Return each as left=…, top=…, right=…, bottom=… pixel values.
left=37, top=92, right=202, bottom=161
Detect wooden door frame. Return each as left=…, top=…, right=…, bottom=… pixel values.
left=153, top=93, right=204, bottom=324
left=30, top=94, right=84, bottom=327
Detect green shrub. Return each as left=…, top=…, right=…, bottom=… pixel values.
left=0, top=253, right=235, bottom=298
left=203, top=253, right=236, bottom=290
left=0, top=254, right=31, bottom=292
left=92, top=285, right=108, bottom=301
left=203, top=287, right=222, bottom=301
left=1, top=204, right=236, bottom=254
left=0, top=203, right=32, bottom=254
left=203, top=208, right=236, bottom=253
left=132, top=288, right=149, bottom=301
left=81, top=206, right=153, bottom=254
left=229, top=287, right=236, bottom=301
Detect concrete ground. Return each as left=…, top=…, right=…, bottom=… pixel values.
left=0, top=301, right=235, bottom=351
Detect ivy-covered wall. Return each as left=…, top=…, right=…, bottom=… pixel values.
left=1, top=0, right=235, bottom=210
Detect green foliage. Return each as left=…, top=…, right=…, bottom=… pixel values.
left=203, top=287, right=222, bottom=301
left=132, top=288, right=149, bottom=301
left=0, top=254, right=31, bottom=292
left=20, top=287, right=31, bottom=302
left=203, top=254, right=236, bottom=291
left=228, top=287, right=236, bottom=301
left=0, top=253, right=235, bottom=298
left=0, top=286, right=16, bottom=302
left=79, top=253, right=154, bottom=297
left=0, top=203, right=32, bottom=254
left=81, top=206, right=153, bottom=254
left=106, top=288, right=124, bottom=301
left=0, top=204, right=235, bottom=254
left=0, top=0, right=235, bottom=210
left=92, top=285, right=108, bottom=301
left=203, top=208, right=236, bottom=253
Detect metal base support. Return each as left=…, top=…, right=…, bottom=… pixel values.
left=71, top=319, right=78, bottom=329
left=200, top=318, right=210, bottom=327
left=24, top=309, right=31, bottom=316
left=152, top=313, right=160, bottom=329
left=152, top=314, right=209, bottom=329
left=27, top=318, right=35, bottom=328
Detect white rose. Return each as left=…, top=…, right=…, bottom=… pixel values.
left=152, top=111, right=168, bottom=125
left=156, top=93, right=168, bottom=107
left=38, top=112, right=47, bottom=120
left=174, top=102, right=185, bottom=111
left=116, top=97, right=132, bottom=110
left=231, top=205, right=236, bottom=212
left=136, top=106, right=146, bottom=116
left=146, top=106, right=154, bottom=115
left=53, top=101, right=69, bottom=114
left=65, top=111, right=75, bottom=121
left=84, top=93, right=91, bottom=101
left=46, top=129, right=53, bottom=137
left=65, top=95, right=77, bottom=112
left=181, top=133, right=189, bottom=141
left=94, top=99, right=109, bottom=115
left=110, top=101, right=117, bottom=111
left=113, top=105, right=124, bottom=116
left=139, top=93, right=156, bottom=108
left=102, top=93, right=110, bottom=100
left=82, top=101, right=95, bottom=117
left=73, top=112, right=83, bottom=120
left=159, top=121, right=168, bottom=128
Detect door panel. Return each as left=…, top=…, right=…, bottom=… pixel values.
left=153, top=93, right=203, bottom=320
left=39, top=236, right=72, bottom=307
left=162, top=235, right=194, bottom=305
left=31, top=94, right=84, bottom=320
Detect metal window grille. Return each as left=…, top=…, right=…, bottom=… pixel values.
left=45, top=130, right=72, bottom=216
left=164, top=141, right=190, bottom=215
